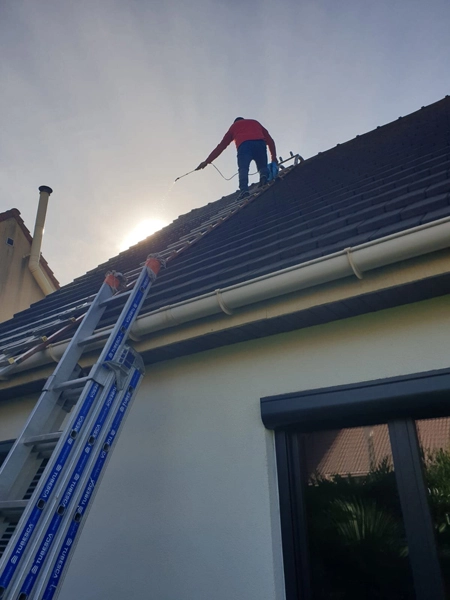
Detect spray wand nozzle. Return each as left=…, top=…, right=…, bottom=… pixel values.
left=174, top=169, right=197, bottom=183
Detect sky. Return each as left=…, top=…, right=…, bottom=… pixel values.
left=1, top=0, right=450, bottom=285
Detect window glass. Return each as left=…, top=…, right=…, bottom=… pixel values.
left=303, top=425, right=415, bottom=599
left=416, top=417, right=450, bottom=594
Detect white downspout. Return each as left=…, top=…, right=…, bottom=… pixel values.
left=28, top=186, right=57, bottom=295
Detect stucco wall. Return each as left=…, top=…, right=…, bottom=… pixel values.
left=52, top=295, right=450, bottom=600
left=1, top=295, right=450, bottom=599
left=0, top=218, right=45, bottom=323
left=0, top=396, right=38, bottom=441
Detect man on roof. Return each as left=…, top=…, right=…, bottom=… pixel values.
left=196, top=117, right=277, bottom=199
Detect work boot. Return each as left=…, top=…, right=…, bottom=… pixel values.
left=238, top=190, right=250, bottom=200
left=259, top=176, right=268, bottom=188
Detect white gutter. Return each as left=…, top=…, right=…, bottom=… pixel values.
left=132, top=215, right=450, bottom=338
left=28, top=186, right=57, bottom=296
left=5, top=216, right=450, bottom=377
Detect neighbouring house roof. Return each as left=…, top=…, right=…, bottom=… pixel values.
left=1, top=96, right=450, bottom=371
left=305, top=418, right=450, bottom=477
left=0, top=208, right=60, bottom=289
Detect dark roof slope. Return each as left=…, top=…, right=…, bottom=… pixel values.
left=1, top=96, right=450, bottom=355
left=0, top=209, right=59, bottom=289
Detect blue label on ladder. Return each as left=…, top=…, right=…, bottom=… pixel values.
left=0, top=382, right=101, bottom=591
left=104, top=273, right=151, bottom=362
left=17, top=383, right=119, bottom=598
left=42, top=370, right=142, bottom=600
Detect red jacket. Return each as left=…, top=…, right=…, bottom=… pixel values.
left=205, top=119, right=277, bottom=164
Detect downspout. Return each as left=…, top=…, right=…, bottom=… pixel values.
left=28, top=186, right=57, bottom=295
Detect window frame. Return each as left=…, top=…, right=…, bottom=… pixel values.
left=262, top=368, right=450, bottom=600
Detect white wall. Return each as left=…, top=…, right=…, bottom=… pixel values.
left=1, top=295, right=449, bottom=599
left=0, top=217, right=45, bottom=323
left=0, top=396, right=38, bottom=441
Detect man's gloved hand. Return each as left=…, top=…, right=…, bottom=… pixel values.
left=196, top=161, right=208, bottom=170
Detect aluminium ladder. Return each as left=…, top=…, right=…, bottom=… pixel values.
left=0, top=255, right=162, bottom=600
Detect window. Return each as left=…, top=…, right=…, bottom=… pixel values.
left=303, top=425, right=414, bottom=599
left=416, top=417, right=450, bottom=591
left=261, top=368, right=450, bottom=600
left=5, top=238, right=14, bottom=246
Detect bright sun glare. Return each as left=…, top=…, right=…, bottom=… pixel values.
left=119, top=219, right=168, bottom=252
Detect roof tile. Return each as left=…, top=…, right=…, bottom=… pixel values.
left=357, top=211, right=402, bottom=234
left=2, top=97, right=450, bottom=353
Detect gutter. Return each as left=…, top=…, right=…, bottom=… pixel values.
left=131, top=215, right=450, bottom=337
left=5, top=216, right=450, bottom=378
left=28, top=186, right=58, bottom=296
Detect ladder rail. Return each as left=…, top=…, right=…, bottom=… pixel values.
left=0, top=257, right=162, bottom=599
left=0, top=374, right=110, bottom=594
left=8, top=356, right=143, bottom=600
left=39, top=368, right=143, bottom=600
left=0, top=281, right=114, bottom=501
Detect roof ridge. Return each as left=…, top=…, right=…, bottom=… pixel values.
left=302, top=95, right=450, bottom=168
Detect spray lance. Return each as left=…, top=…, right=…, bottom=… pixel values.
left=174, top=162, right=279, bottom=184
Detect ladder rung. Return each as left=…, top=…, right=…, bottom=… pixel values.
left=37, top=449, right=56, bottom=460
left=23, top=432, right=62, bottom=447
left=159, top=248, right=176, bottom=257
left=1, top=337, right=41, bottom=358
left=124, top=265, right=142, bottom=278
left=216, top=206, right=238, bottom=217
left=99, top=290, right=133, bottom=307
left=179, top=228, right=210, bottom=241
left=0, top=252, right=155, bottom=594
left=78, top=330, right=111, bottom=347
left=166, top=239, right=191, bottom=250
left=0, top=500, right=27, bottom=518
left=160, top=247, right=186, bottom=258
left=54, top=376, right=91, bottom=391
left=197, top=217, right=222, bottom=227
left=58, top=388, right=82, bottom=407
left=182, top=228, right=208, bottom=238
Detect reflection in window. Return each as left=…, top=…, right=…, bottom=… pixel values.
left=303, top=425, right=415, bottom=599
left=416, top=417, right=450, bottom=594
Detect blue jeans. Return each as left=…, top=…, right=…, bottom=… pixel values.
left=237, top=140, right=268, bottom=191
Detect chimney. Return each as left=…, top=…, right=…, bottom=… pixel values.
left=28, top=185, right=57, bottom=295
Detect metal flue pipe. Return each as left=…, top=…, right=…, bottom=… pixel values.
left=28, top=185, right=57, bottom=295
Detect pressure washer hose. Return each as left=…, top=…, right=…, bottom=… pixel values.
left=175, top=163, right=258, bottom=183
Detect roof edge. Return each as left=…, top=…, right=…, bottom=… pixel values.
left=306, top=95, right=450, bottom=165
left=2, top=215, right=450, bottom=382
left=131, top=214, right=450, bottom=339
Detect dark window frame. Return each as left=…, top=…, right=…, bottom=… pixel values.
left=262, top=368, right=450, bottom=600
